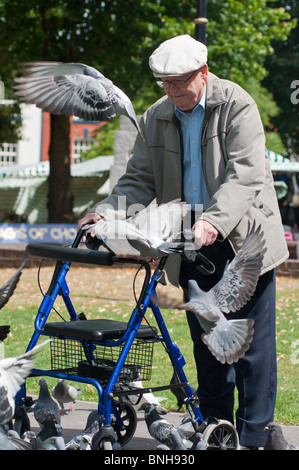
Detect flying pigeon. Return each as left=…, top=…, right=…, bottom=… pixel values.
left=138, top=403, right=186, bottom=449
left=264, top=422, right=299, bottom=450
left=177, top=223, right=266, bottom=364
left=0, top=340, right=50, bottom=427
left=0, top=252, right=27, bottom=311
left=34, top=378, right=62, bottom=437
left=52, top=379, right=83, bottom=413
left=14, top=61, right=142, bottom=138
left=85, top=199, right=190, bottom=259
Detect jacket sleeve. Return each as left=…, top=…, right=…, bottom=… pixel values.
left=90, top=121, right=156, bottom=219
left=203, top=95, right=266, bottom=240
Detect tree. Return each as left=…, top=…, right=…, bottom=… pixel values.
left=263, top=0, right=299, bottom=158
left=0, top=0, right=295, bottom=220
left=0, top=0, right=193, bottom=221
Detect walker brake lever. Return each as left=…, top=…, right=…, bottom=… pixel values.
left=195, top=251, right=216, bottom=275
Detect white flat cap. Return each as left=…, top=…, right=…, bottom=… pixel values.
left=149, top=34, right=208, bottom=78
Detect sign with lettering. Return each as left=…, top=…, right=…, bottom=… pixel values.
left=0, top=223, right=77, bottom=244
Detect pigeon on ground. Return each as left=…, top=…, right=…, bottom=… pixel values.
left=41, top=435, right=66, bottom=450
left=65, top=410, right=100, bottom=450
left=178, top=223, right=266, bottom=364
left=170, top=370, right=197, bottom=410
left=34, top=378, right=62, bottom=437
left=52, top=379, right=83, bottom=413
left=0, top=252, right=27, bottom=311
left=138, top=403, right=186, bottom=449
left=85, top=199, right=190, bottom=259
left=264, top=422, right=299, bottom=450
left=14, top=61, right=142, bottom=138
left=0, top=340, right=50, bottom=427
left=0, top=429, right=35, bottom=450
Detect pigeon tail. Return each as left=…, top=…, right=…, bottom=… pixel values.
left=202, top=317, right=255, bottom=364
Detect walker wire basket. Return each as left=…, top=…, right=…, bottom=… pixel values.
left=50, top=337, right=155, bottom=384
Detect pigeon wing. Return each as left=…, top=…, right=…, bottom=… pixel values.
left=206, top=223, right=266, bottom=314
left=14, top=61, right=117, bottom=122
left=130, top=199, right=188, bottom=246
left=0, top=252, right=27, bottom=310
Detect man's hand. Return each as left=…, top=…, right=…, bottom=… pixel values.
left=77, top=212, right=102, bottom=242
left=192, top=219, right=218, bottom=246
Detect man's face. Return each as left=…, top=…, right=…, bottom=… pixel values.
left=161, top=65, right=208, bottom=113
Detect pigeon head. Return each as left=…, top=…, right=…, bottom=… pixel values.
left=138, top=403, right=167, bottom=416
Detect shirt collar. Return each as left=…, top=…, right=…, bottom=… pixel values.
left=175, top=86, right=206, bottom=119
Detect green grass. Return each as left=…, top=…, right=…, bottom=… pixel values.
left=0, top=270, right=298, bottom=425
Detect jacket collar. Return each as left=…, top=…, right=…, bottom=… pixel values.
left=155, top=71, right=227, bottom=121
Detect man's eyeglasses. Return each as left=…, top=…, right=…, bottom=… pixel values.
left=156, top=71, right=196, bottom=89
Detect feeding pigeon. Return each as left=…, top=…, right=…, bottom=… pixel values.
left=0, top=340, right=50, bottom=427
left=34, top=378, right=62, bottom=437
left=65, top=410, right=100, bottom=450
left=177, top=223, right=266, bottom=364
left=0, top=429, right=35, bottom=450
left=0, top=252, right=27, bottom=311
left=14, top=61, right=143, bottom=138
left=170, top=370, right=197, bottom=410
left=52, top=379, right=83, bottom=413
left=138, top=403, right=186, bottom=449
left=263, top=422, right=299, bottom=450
left=85, top=199, right=190, bottom=259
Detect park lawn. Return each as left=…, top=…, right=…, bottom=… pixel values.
left=0, top=266, right=298, bottom=424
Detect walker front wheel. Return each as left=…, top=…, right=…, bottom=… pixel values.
left=111, top=399, right=137, bottom=446
left=202, top=419, right=239, bottom=450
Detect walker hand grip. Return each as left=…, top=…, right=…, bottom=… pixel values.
left=26, top=243, right=114, bottom=266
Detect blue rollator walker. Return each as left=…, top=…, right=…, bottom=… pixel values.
left=15, top=229, right=239, bottom=450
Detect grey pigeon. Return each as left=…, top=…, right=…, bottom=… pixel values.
left=138, top=403, right=185, bottom=449
left=0, top=252, right=27, bottom=310
left=0, top=429, right=34, bottom=450
left=85, top=199, right=189, bottom=259
left=264, top=422, right=299, bottom=450
left=34, top=378, right=62, bottom=436
left=180, top=223, right=266, bottom=364
left=41, top=435, right=66, bottom=451
left=0, top=340, right=50, bottom=426
left=65, top=410, right=100, bottom=450
left=52, top=379, right=83, bottom=413
left=14, top=61, right=142, bottom=138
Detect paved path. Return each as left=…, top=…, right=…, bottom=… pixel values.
left=27, top=399, right=299, bottom=450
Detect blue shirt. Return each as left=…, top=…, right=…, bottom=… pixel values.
left=175, top=89, right=210, bottom=211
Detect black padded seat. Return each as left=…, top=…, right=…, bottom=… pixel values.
left=43, top=318, right=157, bottom=341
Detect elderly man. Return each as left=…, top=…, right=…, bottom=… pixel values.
left=78, top=35, right=288, bottom=448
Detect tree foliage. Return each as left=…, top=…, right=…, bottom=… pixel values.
left=0, top=0, right=296, bottom=220
left=263, top=0, right=299, bottom=158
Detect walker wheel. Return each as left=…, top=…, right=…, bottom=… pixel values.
left=202, top=419, right=239, bottom=450
left=111, top=399, right=137, bottom=446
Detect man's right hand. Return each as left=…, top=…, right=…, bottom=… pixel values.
left=77, top=212, right=102, bottom=242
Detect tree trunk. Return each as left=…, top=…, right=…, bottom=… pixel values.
left=47, top=114, right=74, bottom=223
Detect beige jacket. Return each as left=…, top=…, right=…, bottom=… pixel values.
left=92, top=72, right=288, bottom=285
